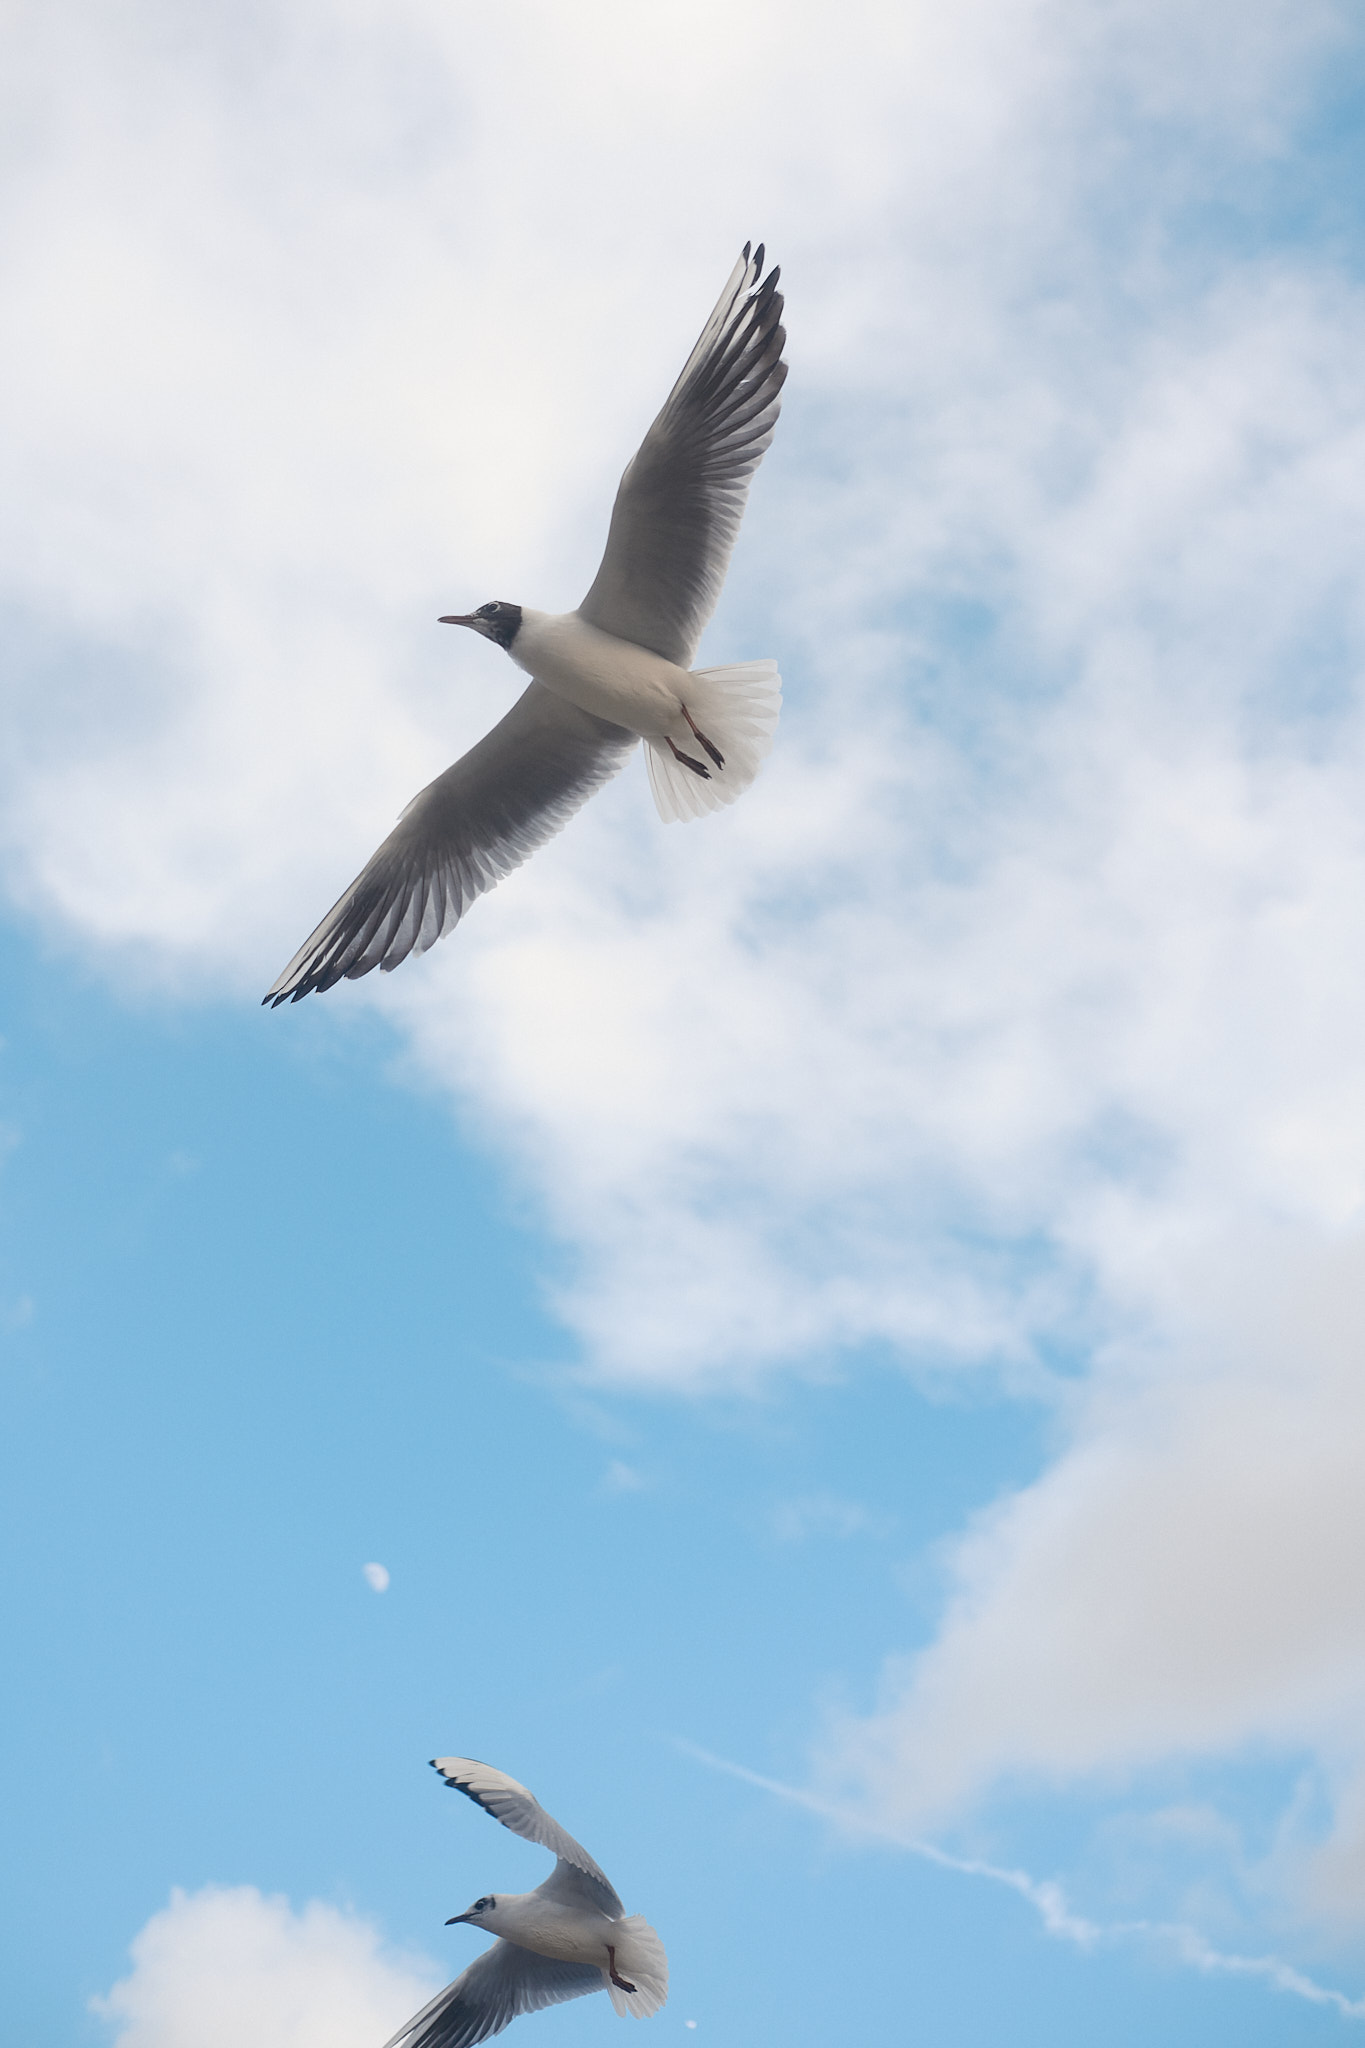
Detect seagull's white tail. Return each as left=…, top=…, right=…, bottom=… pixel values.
left=645, top=660, right=781, bottom=823
left=603, top=1915, right=669, bottom=2018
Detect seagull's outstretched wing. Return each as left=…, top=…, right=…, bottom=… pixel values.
left=382, top=1941, right=604, bottom=2048
left=431, top=1757, right=625, bottom=1918
left=576, top=244, right=786, bottom=669
left=263, top=686, right=636, bottom=1003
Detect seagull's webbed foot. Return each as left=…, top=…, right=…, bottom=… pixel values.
left=606, top=1946, right=637, bottom=1994
left=682, top=705, right=725, bottom=769
left=667, top=736, right=711, bottom=779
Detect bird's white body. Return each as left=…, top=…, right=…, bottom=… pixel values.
left=480, top=1888, right=616, bottom=1962
left=511, top=611, right=688, bottom=739
left=477, top=1889, right=665, bottom=2010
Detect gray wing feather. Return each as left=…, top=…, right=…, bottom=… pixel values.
left=577, top=243, right=786, bottom=668
left=431, top=1757, right=625, bottom=1918
left=537, top=1857, right=622, bottom=1916
left=263, top=685, right=636, bottom=1003
left=381, top=1940, right=603, bottom=2048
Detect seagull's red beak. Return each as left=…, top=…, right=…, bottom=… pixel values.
left=438, top=613, right=478, bottom=627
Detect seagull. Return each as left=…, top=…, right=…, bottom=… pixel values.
left=265, top=244, right=787, bottom=1006
left=383, top=1756, right=668, bottom=2048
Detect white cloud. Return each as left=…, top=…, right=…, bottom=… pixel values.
left=11, top=0, right=1365, bottom=1968
left=828, top=1229, right=1365, bottom=1810
left=815, top=1226, right=1365, bottom=1948
left=362, top=1561, right=390, bottom=1592
left=93, top=1886, right=438, bottom=2048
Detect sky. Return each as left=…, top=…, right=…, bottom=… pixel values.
left=7, top=0, right=1365, bottom=2041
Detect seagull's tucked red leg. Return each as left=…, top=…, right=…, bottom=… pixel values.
left=606, top=1946, right=637, bottom=1994
left=681, top=705, right=725, bottom=769
left=667, top=736, right=711, bottom=779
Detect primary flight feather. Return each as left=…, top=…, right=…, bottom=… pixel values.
left=265, top=245, right=786, bottom=1006
left=382, top=1757, right=667, bottom=2048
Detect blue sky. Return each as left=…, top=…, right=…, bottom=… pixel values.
left=8, top=1, right=1365, bottom=2043
left=5, top=938, right=1347, bottom=2047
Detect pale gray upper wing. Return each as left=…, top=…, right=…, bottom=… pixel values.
left=381, top=1940, right=603, bottom=2048
left=263, top=685, right=636, bottom=1004
left=536, top=1856, right=623, bottom=1917
left=576, top=243, right=786, bottom=668
left=431, top=1757, right=625, bottom=1918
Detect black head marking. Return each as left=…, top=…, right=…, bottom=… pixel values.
left=474, top=601, right=521, bottom=650
left=437, top=602, right=522, bottom=649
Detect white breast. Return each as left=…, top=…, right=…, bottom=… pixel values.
left=511, top=610, right=690, bottom=737
left=487, top=1891, right=612, bottom=1964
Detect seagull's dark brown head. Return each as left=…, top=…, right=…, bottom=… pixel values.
left=439, top=600, right=522, bottom=651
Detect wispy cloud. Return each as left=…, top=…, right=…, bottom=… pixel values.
left=600, top=1459, right=649, bottom=1495
left=3, top=1293, right=35, bottom=1331
left=681, top=1743, right=1365, bottom=2020
left=767, top=1493, right=893, bottom=1544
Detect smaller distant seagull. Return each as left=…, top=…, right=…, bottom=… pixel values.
left=383, top=1757, right=668, bottom=2048
left=265, top=244, right=786, bottom=1004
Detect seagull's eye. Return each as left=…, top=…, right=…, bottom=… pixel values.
left=477, top=603, right=498, bottom=619
left=475, top=1896, right=495, bottom=1912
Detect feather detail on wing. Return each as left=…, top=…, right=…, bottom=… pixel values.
left=577, top=243, right=786, bottom=668
left=430, top=1758, right=625, bottom=1918
left=263, top=686, right=636, bottom=1004
left=381, top=1941, right=604, bottom=2048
